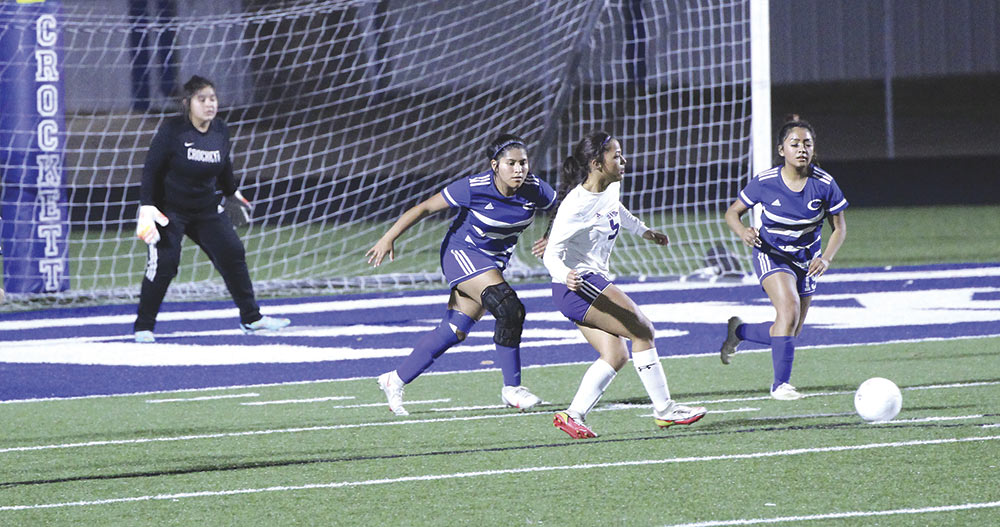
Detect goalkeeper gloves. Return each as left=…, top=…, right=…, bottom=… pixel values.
left=232, top=190, right=252, bottom=223
left=136, top=205, right=169, bottom=245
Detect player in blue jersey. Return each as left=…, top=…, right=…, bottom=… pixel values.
left=366, top=133, right=556, bottom=416
left=720, top=117, right=848, bottom=400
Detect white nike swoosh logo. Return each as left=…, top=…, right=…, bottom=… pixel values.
left=184, top=142, right=194, bottom=147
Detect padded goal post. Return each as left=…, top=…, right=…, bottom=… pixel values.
left=0, top=0, right=763, bottom=308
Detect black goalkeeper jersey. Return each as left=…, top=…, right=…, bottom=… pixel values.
left=139, top=116, right=238, bottom=211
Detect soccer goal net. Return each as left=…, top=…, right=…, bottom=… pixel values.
left=0, top=0, right=757, bottom=308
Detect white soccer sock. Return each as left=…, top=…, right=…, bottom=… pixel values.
left=567, top=359, right=618, bottom=419
left=632, top=348, right=671, bottom=414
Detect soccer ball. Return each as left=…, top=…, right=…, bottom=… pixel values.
left=854, top=377, right=902, bottom=422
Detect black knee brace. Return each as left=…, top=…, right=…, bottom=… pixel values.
left=480, top=282, right=525, bottom=347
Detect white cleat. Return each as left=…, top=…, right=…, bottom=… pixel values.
left=377, top=371, right=409, bottom=416
left=501, top=385, right=541, bottom=411
left=653, top=402, right=707, bottom=428
left=240, top=315, right=291, bottom=334
left=770, top=383, right=804, bottom=400
left=134, top=330, right=155, bottom=343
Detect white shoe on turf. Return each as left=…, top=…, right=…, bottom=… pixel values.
left=653, top=402, right=707, bottom=428
left=501, top=385, right=541, bottom=410
left=770, top=383, right=804, bottom=400
left=134, top=330, right=155, bottom=343
left=240, top=315, right=290, bottom=334
left=377, top=371, right=409, bottom=416
left=720, top=315, right=742, bottom=365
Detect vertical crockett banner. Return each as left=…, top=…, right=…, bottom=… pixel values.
left=0, top=0, right=69, bottom=294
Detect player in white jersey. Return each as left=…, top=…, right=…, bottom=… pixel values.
left=720, top=117, right=848, bottom=400
left=542, top=131, right=706, bottom=438
left=367, top=133, right=555, bottom=416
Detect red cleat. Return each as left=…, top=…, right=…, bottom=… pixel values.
left=554, top=411, right=597, bottom=439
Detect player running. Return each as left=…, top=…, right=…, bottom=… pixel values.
left=543, top=131, right=706, bottom=439
left=133, top=75, right=289, bottom=343
left=367, top=134, right=555, bottom=416
left=719, top=116, right=848, bottom=400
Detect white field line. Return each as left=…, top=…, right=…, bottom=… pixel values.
left=1, top=435, right=997, bottom=513
left=145, top=393, right=259, bottom=404
left=660, top=500, right=1000, bottom=527
left=3, top=265, right=998, bottom=333
left=243, top=398, right=450, bottom=409
left=3, top=335, right=1000, bottom=405
left=3, top=380, right=997, bottom=455
left=239, top=395, right=355, bottom=406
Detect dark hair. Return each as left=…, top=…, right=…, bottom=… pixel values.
left=559, top=131, right=613, bottom=199
left=774, top=114, right=819, bottom=167
left=486, top=133, right=528, bottom=162
left=180, top=75, right=215, bottom=114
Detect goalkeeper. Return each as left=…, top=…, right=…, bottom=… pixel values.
left=132, top=75, right=289, bottom=343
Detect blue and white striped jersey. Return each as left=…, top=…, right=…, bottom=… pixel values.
left=739, top=164, right=848, bottom=266
left=441, top=170, right=556, bottom=265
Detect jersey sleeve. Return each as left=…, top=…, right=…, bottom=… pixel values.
left=826, top=178, right=849, bottom=215
left=139, top=122, right=171, bottom=206
left=216, top=122, right=238, bottom=196
left=536, top=177, right=557, bottom=210
left=619, top=204, right=648, bottom=236
left=440, top=177, right=471, bottom=209
left=542, top=197, right=586, bottom=283
left=738, top=176, right=761, bottom=208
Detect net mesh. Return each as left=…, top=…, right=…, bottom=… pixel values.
left=0, top=0, right=752, bottom=308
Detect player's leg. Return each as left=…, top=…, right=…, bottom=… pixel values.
left=761, top=270, right=803, bottom=399
left=133, top=210, right=187, bottom=340
left=582, top=283, right=706, bottom=427
left=457, top=268, right=541, bottom=410
left=378, top=288, right=482, bottom=416
left=554, top=324, right=623, bottom=438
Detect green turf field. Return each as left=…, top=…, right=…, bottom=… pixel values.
left=2, top=337, right=998, bottom=525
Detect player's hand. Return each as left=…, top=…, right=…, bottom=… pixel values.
left=136, top=205, right=169, bottom=245
left=565, top=269, right=582, bottom=291
left=806, top=257, right=830, bottom=278
left=642, top=229, right=669, bottom=246
left=740, top=226, right=761, bottom=248
left=233, top=190, right=252, bottom=223
left=531, top=236, right=548, bottom=258
left=366, top=238, right=394, bottom=267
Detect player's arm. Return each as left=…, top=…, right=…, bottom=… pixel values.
left=808, top=211, right=847, bottom=277
left=366, top=192, right=449, bottom=266
left=620, top=204, right=666, bottom=246
left=136, top=126, right=171, bottom=244
left=725, top=198, right=760, bottom=248
left=542, top=208, right=586, bottom=290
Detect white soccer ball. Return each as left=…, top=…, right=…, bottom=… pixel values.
left=854, top=377, right=902, bottom=422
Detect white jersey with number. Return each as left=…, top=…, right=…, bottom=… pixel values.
left=543, top=182, right=648, bottom=284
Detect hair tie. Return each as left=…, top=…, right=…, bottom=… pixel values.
left=491, top=140, right=525, bottom=160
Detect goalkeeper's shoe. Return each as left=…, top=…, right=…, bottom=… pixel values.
left=240, top=315, right=290, bottom=334
left=720, top=315, right=743, bottom=365
left=654, top=402, right=707, bottom=428
left=501, top=385, right=541, bottom=411
left=553, top=411, right=596, bottom=439
left=377, top=371, right=409, bottom=416
left=134, top=330, right=155, bottom=344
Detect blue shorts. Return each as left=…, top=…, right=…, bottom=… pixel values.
left=551, top=272, right=613, bottom=323
left=440, top=247, right=505, bottom=288
left=751, top=249, right=816, bottom=296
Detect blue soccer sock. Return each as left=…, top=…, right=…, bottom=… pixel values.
left=397, top=310, right=476, bottom=384
left=496, top=345, right=522, bottom=386
left=736, top=322, right=773, bottom=345
left=771, top=336, right=795, bottom=390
